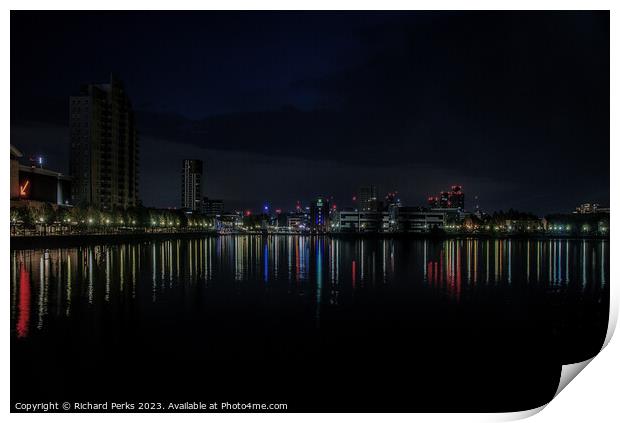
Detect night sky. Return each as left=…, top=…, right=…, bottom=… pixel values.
left=11, top=11, right=609, bottom=214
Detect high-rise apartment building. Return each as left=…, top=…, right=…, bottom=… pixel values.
left=182, top=159, right=203, bottom=210
left=359, top=185, right=378, bottom=211
left=69, top=75, right=139, bottom=209
left=311, top=196, right=330, bottom=231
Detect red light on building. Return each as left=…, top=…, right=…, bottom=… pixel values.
left=275, top=209, right=282, bottom=214
left=428, top=185, right=465, bottom=210
left=244, top=210, right=252, bottom=217
left=428, top=195, right=440, bottom=207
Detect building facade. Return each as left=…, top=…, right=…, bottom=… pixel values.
left=10, top=145, right=23, bottom=200
left=310, top=196, right=330, bottom=231
left=388, top=206, right=445, bottom=233
left=11, top=145, right=71, bottom=205
left=182, top=159, right=203, bottom=211
left=201, top=197, right=224, bottom=216
left=428, top=185, right=465, bottom=211
left=17, top=165, right=72, bottom=205
left=216, top=212, right=243, bottom=231
left=69, top=75, right=139, bottom=209
left=335, top=209, right=388, bottom=233
left=286, top=211, right=309, bottom=230
left=359, top=185, right=378, bottom=211
left=332, top=207, right=444, bottom=233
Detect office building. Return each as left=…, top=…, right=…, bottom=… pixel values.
left=69, top=75, right=139, bottom=209
left=430, top=207, right=463, bottom=224
left=182, top=159, right=203, bottom=211
left=389, top=205, right=445, bottom=233
left=216, top=212, right=243, bottom=230
left=335, top=209, right=388, bottom=233
left=287, top=210, right=309, bottom=231
left=202, top=197, right=224, bottom=216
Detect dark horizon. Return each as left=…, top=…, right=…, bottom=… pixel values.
left=10, top=11, right=610, bottom=214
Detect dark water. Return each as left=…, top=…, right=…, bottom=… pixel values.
left=11, top=236, right=609, bottom=412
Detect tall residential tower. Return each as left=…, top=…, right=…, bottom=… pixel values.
left=69, top=75, right=139, bottom=209
left=358, top=185, right=378, bottom=211
left=182, top=159, right=203, bottom=211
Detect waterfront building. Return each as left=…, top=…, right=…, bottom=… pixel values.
left=182, top=159, right=203, bottom=211
left=287, top=211, right=309, bottom=230
left=287, top=214, right=303, bottom=229
left=335, top=209, right=388, bottom=233
left=430, top=207, right=463, bottom=224
left=216, top=212, right=243, bottom=230
left=69, top=75, right=139, bottom=209
left=388, top=205, right=445, bottom=233
left=11, top=145, right=72, bottom=206
left=310, top=196, right=330, bottom=231
left=17, top=165, right=72, bottom=206
left=201, top=197, right=224, bottom=216
left=333, top=206, right=443, bottom=234
left=359, top=185, right=378, bottom=211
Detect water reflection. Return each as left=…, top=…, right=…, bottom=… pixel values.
left=10, top=237, right=609, bottom=339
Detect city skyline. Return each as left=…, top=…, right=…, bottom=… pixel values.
left=10, top=11, right=609, bottom=214
left=9, top=139, right=609, bottom=218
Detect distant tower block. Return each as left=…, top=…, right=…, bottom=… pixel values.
left=182, top=159, right=203, bottom=211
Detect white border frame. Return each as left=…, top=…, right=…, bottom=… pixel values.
left=3, top=2, right=617, bottom=422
